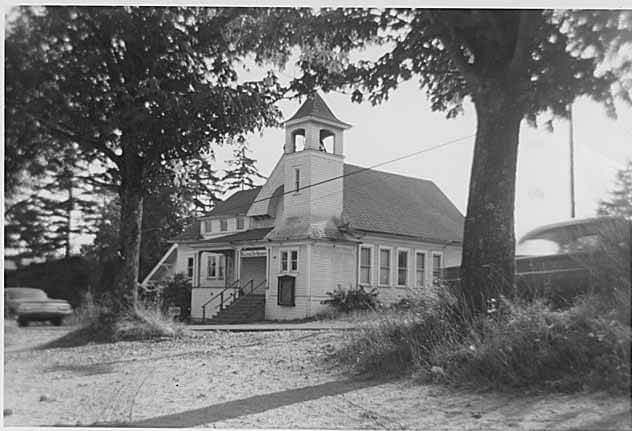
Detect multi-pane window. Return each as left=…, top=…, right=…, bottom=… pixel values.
left=295, top=168, right=300, bottom=192
left=415, top=252, right=426, bottom=287
left=359, top=246, right=372, bottom=285
left=220, top=219, right=228, bottom=232
left=187, top=257, right=194, bottom=279
left=280, top=249, right=298, bottom=273
left=432, top=253, right=443, bottom=284
left=207, top=254, right=225, bottom=280
left=236, top=217, right=245, bottom=230
left=379, top=248, right=391, bottom=286
left=203, top=220, right=212, bottom=233
left=397, top=250, right=408, bottom=286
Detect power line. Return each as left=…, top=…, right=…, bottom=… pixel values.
left=205, top=133, right=475, bottom=216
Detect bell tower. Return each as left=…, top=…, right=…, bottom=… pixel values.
left=283, top=92, right=351, bottom=156
left=281, top=93, right=352, bottom=221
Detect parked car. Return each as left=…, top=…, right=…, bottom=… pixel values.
left=443, top=216, right=630, bottom=307
left=4, top=287, right=73, bottom=326
left=515, top=216, right=630, bottom=306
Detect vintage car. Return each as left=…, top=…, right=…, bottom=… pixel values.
left=442, top=216, right=630, bottom=307
left=4, top=287, right=73, bottom=326
left=515, top=216, right=630, bottom=306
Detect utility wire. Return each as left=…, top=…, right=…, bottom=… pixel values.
left=204, top=133, right=474, bottom=217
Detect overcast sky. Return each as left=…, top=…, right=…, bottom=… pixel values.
left=214, top=80, right=631, bottom=238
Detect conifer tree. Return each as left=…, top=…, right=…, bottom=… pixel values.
left=222, top=138, right=266, bottom=193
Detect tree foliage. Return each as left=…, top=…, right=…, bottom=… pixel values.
left=4, top=145, right=101, bottom=262
left=5, top=6, right=289, bottom=313
left=221, top=138, right=266, bottom=193
left=598, top=160, right=632, bottom=220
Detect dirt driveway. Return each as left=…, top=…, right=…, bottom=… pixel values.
left=4, top=321, right=631, bottom=429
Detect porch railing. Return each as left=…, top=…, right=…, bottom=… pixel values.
left=201, top=279, right=240, bottom=322
left=200, top=278, right=267, bottom=322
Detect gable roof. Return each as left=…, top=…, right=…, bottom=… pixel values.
left=285, top=92, right=350, bottom=128
left=171, top=187, right=262, bottom=242
left=173, top=165, right=464, bottom=244
left=205, top=187, right=262, bottom=217
left=342, top=164, right=464, bottom=243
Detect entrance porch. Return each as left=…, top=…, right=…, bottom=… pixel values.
left=190, top=246, right=269, bottom=322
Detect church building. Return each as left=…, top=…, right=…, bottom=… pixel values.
left=142, top=93, right=464, bottom=322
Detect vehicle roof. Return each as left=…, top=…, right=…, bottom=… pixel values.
left=518, top=216, right=630, bottom=243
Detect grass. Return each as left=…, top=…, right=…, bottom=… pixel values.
left=44, top=295, right=189, bottom=348
left=334, top=285, right=631, bottom=394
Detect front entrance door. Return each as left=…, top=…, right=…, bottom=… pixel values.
left=240, top=250, right=267, bottom=293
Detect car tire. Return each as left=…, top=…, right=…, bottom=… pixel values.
left=50, top=317, right=63, bottom=326
left=17, top=317, right=29, bottom=327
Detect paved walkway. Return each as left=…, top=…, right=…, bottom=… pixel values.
left=187, top=320, right=362, bottom=332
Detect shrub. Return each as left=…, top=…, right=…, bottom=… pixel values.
left=158, top=273, right=192, bottom=321
left=437, top=298, right=631, bottom=392
left=322, top=285, right=380, bottom=313
left=335, top=287, right=630, bottom=394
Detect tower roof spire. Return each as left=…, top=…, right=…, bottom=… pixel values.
left=285, top=92, right=351, bottom=129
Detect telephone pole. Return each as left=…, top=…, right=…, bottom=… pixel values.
left=569, top=103, right=576, bottom=218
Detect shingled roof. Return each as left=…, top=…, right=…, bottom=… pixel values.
left=285, top=92, right=350, bottom=128
left=342, top=164, right=464, bottom=243
left=173, top=165, right=463, bottom=244
left=172, top=187, right=262, bottom=242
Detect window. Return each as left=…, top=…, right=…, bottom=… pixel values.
left=291, top=250, right=298, bottom=271
left=187, top=257, right=194, bottom=278
left=432, top=253, right=443, bottom=284
left=278, top=275, right=296, bottom=306
left=280, top=249, right=298, bottom=273
left=236, top=216, right=245, bottom=230
left=359, top=245, right=372, bottom=285
left=207, top=254, right=225, bottom=280
left=220, top=219, right=228, bottom=232
left=397, top=250, right=408, bottom=286
left=294, top=168, right=300, bottom=192
left=379, top=247, right=391, bottom=286
left=415, top=251, right=426, bottom=288
left=203, top=220, right=212, bottom=233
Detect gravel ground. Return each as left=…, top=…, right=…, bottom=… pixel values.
left=4, top=321, right=631, bottom=429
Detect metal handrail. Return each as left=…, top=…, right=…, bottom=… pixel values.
left=201, top=279, right=240, bottom=322
left=201, top=279, right=268, bottom=322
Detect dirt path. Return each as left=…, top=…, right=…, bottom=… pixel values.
left=4, top=323, right=631, bottom=429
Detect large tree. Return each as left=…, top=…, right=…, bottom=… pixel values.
left=6, top=6, right=286, bottom=314
left=280, top=8, right=632, bottom=312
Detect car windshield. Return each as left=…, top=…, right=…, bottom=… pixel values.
left=6, top=288, right=48, bottom=300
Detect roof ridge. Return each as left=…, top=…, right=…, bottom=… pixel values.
left=344, top=163, right=434, bottom=184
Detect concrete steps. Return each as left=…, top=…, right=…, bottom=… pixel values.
left=208, top=294, right=265, bottom=324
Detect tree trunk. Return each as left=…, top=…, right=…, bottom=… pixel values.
left=113, top=151, right=144, bottom=315
left=460, top=89, right=523, bottom=314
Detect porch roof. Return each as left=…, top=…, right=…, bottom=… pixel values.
left=189, top=227, right=273, bottom=245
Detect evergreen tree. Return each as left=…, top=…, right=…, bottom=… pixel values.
left=598, top=160, right=632, bottom=220
left=222, top=138, right=266, bottom=193
left=4, top=145, right=100, bottom=263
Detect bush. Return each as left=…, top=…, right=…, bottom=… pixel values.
left=322, top=285, right=380, bottom=313
left=335, top=287, right=630, bottom=394
left=137, top=273, right=192, bottom=321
